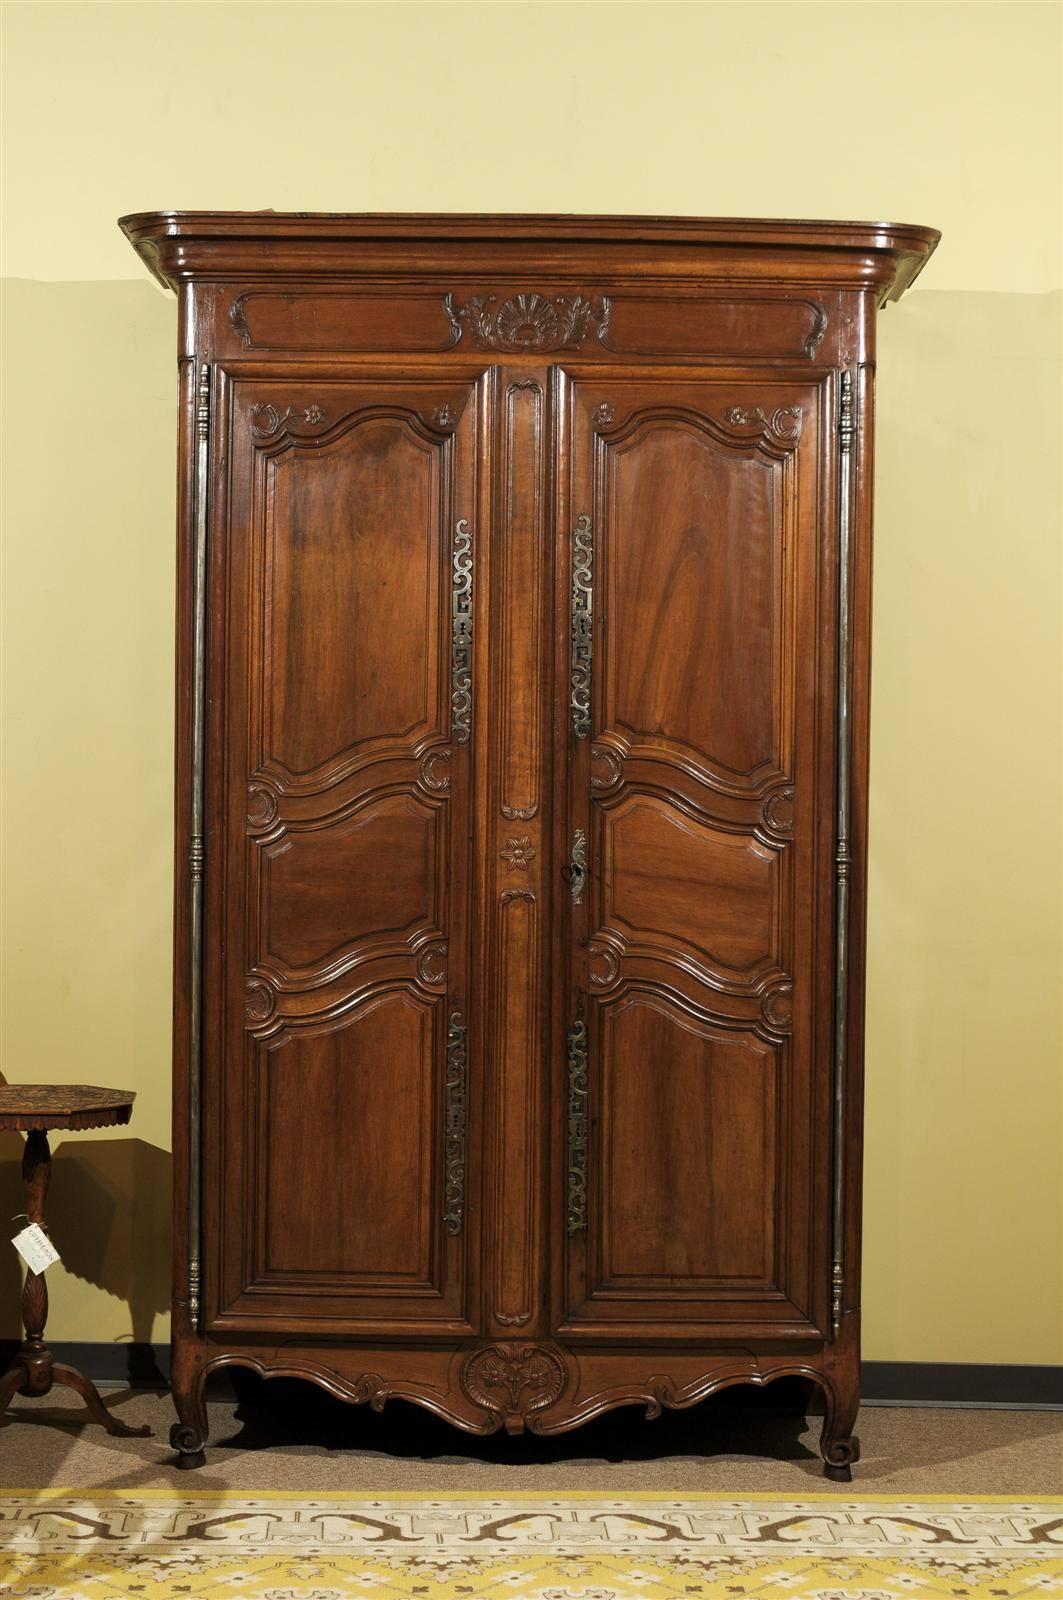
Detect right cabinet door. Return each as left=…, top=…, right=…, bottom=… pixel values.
left=558, top=366, right=836, bottom=1341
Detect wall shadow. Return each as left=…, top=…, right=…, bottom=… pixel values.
left=0, top=1132, right=170, bottom=1382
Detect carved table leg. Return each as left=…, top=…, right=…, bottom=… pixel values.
left=2, top=1130, right=54, bottom=1403
left=1, top=1128, right=151, bottom=1439
left=0, top=1362, right=27, bottom=1419
left=47, top=1363, right=152, bottom=1437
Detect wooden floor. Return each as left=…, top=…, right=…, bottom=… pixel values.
left=1, top=1381, right=1059, bottom=1493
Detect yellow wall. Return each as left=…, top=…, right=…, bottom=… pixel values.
left=2, top=1, right=1060, bottom=1365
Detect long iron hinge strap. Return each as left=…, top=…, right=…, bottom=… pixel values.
left=570, top=514, right=593, bottom=738
left=187, top=361, right=210, bottom=1327
left=567, top=1008, right=589, bottom=1233
left=832, top=369, right=855, bottom=1336
left=443, top=1008, right=468, bottom=1235
left=451, top=519, right=473, bottom=744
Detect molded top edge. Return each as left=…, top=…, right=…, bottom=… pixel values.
left=120, top=208, right=940, bottom=248
left=118, top=210, right=940, bottom=299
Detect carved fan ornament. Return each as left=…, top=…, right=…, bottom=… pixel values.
left=444, top=292, right=611, bottom=353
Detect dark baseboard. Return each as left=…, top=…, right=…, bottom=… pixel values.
left=862, top=1361, right=1063, bottom=1409
left=1, top=1343, right=1059, bottom=1409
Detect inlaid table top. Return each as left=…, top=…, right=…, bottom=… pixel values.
left=0, top=1085, right=136, bottom=1133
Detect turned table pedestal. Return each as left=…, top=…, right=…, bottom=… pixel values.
left=0, top=1084, right=151, bottom=1437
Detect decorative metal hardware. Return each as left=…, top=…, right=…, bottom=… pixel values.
left=831, top=369, right=855, bottom=1336
left=567, top=1011, right=589, bottom=1233
left=566, top=828, right=587, bottom=905
left=187, top=361, right=211, bottom=1327
left=451, top=518, right=473, bottom=745
left=444, top=291, right=611, bottom=353
left=570, top=514, right=594, bottom=739
left=443, top=1009, right=468, bottom=1236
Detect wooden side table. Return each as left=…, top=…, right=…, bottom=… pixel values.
left=0, top=1085, right=151, bottom=1436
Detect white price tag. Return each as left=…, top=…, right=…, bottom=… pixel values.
left=12, top=1223, right=60, bottom=1274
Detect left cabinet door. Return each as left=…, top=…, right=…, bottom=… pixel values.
left=203, top=366, right=486, bottom=1336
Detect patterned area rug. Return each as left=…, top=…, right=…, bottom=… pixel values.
left=1, top=1489, right=1060, bottom=1598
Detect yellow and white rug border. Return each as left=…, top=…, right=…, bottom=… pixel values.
left=3, top=1487, right=1060, bottom=1600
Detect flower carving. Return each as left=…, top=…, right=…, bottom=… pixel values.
left=460, top=1342, right=566, bottom=1431
left=249, top=402, right=327, bottom=438
left=501, top=836, right=535, bottom=871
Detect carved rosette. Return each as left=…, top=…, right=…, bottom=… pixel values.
left=460, top=1343, right=566, bottom=1433
left=444, top=292, right=610, bottom=353
left=500, top=836, right=535, bottom=871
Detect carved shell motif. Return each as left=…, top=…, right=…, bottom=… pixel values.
left=444, top=292, right=610, bottom=353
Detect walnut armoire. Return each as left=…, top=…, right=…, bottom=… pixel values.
left=121, top=212, right=938, bottom=1476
